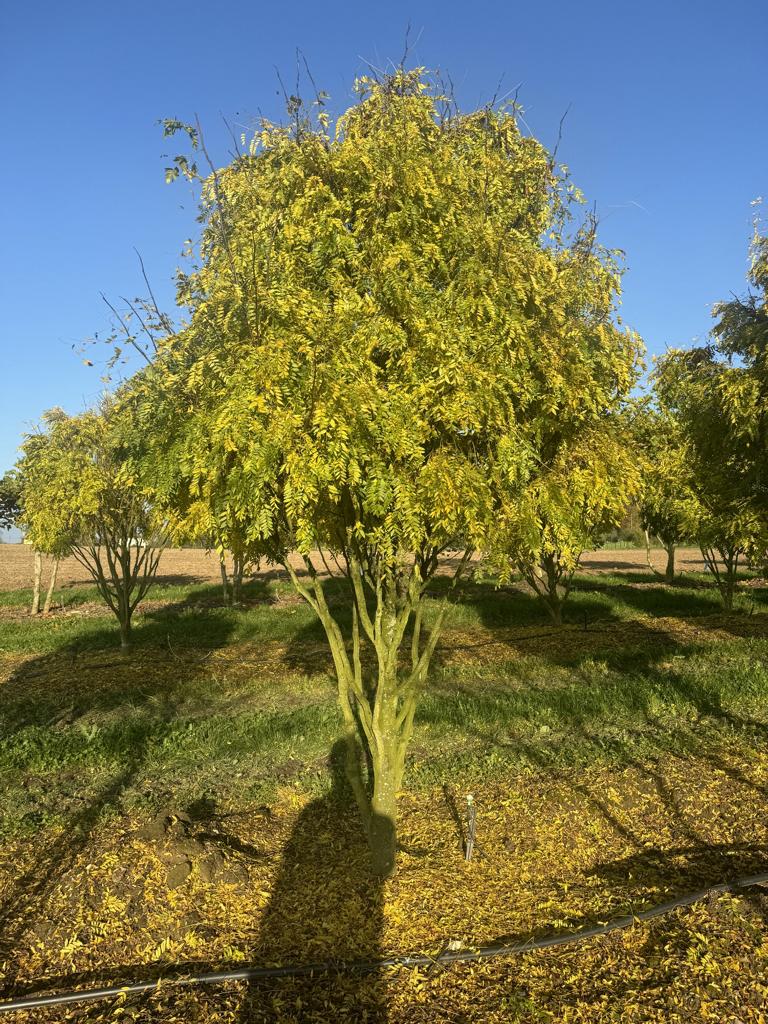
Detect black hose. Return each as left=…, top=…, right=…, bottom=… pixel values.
left=2, top=869, right=767, bottom=1015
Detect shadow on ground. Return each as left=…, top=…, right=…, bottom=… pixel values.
left=0, top=606, right=241, bottom=997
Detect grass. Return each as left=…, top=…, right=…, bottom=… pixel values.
left=2, top=569, right=768, bottom=835
left=2, top=565, right=768, bottom=1022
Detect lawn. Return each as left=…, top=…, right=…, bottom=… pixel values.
left=1, top=563, right=768, bottom=1022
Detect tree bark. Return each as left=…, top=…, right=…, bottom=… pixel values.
left=119, top=613, right=132, bottom=651
left=664, top=544, right=676, bottom=584
left=219, top=554, right=230, bottom=606
left=31, top=550, right=42, bottom=615
left=368, top=748, right=399, bottom=877
left=43, top=558, right=59, bottom=614
left=232, top=552, right=244, bottom=605
left=543, top=593, right=563, bottom=626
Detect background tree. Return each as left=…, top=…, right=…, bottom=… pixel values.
left=489, top=419, right=641, bottom=625
left=710, top=223, right=768, bottom=573
left=653, top=224, right=768, bottom=611
left=1, top=461, right=61, bottom=613
left=18, top=405, right=164, bottom=648
left=634, top=407, right=696, bottom=583
left=136, top=69, right=643, bottom=875
left=0, top=470, right=21, bottom=533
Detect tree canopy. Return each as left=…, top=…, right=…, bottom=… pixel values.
left=0, top=470, right=22, bottom=533
left=652, top=228, right=768, bottom=605
left=487, top=414, right=641, bottom=624
left=18, top=404, right=164, bottom=646
left=131, top=68, right=643, bottom=873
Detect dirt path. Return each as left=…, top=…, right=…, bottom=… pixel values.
left=0, top=544, right=708, bottom=593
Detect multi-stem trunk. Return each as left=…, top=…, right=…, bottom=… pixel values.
left=283, top=547, right=470, bottom=876
left=523, top=551, right=572, bottom=626
left=71, top=528, right=162, bottom=649
left=700, top=543, right=740, bottom=613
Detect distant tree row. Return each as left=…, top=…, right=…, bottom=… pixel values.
left=9, top=69, right=766, bottom=874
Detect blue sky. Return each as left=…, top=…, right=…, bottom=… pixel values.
left=1, top=0, right=765, bottom=481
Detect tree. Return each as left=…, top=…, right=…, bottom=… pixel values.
left=655, top=286, right=768, bottom=606
left=1, top=466, right=60, bottom=613
left=0, top=470, right=21, bottom=532
left=653, top=224, right=768, bottom=611
left=17, top=405, right=164, bottom=648
left=634, top=407, right=696, bottom=583
left=711, top=224, right=768, bottom=574
left=135, top=69, right=643, bottom=875
left=488, top=418, right=641, bottom=624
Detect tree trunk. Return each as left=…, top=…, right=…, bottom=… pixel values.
left=118, top=578, right=132, bottom=650
left=543, top=594, right=563, bottom=626
left=219, top=555, right=231, bottom=606
left=43, top=558, right=59, bottom=614
left=664, top=544, right=675, bottom=584
left=31, top=551, right=42, bottom=615
left=701, top=544, right=739, bottom=613
left=368, top=750, right=398, bottom=878
left=282, top=547, right=472, bottom=878
left=537, top=553, right=565, bottom=626
left=232, top=553, right=243, bottom=605
left=722, top=569, right=735, bottom=612
left=119, top=614, right=132, bottom=651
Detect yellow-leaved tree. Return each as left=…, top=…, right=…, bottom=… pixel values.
left=18, top=405, right=164, bottom=648
left=487, top=414, right=641, bottom=625
left=653, top=226, right=768, bottom=609
left=634, top=406, right=697, bottom=583
left=133, top=69, right=642, bottom=874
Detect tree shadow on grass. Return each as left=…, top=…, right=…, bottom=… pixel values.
left=435, top=564, right=768, bottom=635
left=0, top=605, right=242, bottom=733
left=0, top=605, right=243, bottom=999
left=235, top=737, right=387, bottom=1022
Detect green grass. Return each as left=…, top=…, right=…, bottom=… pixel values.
left=1, top=569, right=768, bottom=840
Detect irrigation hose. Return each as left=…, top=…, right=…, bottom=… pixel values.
left=2, top=869, right=768, bottom=1015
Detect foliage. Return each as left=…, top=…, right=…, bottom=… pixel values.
left=633, top=406, right=698, bottom=581
left=0, top=470, right=22, bottom=532
left=488, top=415, right=641, bottom=624
left=16, top=405, right=164, bottom=647
left=653, top=228, right=768, bottom=608
left=131, top=68, right=643, bottom=873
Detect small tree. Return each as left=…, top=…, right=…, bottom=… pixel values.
left=653, top=225, right=768, bottom=609
left=0, top=470, right=21, bottom=532
left=654, top=368, right=764, bottom=607
left=2, top=466, right=60, bottom=613
left=634, top=407, right=696, bottom=583
left=18, top=406, right=164, bottom=648
left=135, top=69, right=643, bottom=874
left=489, top=420, right=641, bottom=625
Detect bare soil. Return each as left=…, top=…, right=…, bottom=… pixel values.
left=0, top=544, right=709, bottom=593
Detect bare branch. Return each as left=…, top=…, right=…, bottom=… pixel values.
left=133, top=248, right=174, bottom=333
left=100, top=293, right=152, bottom=365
